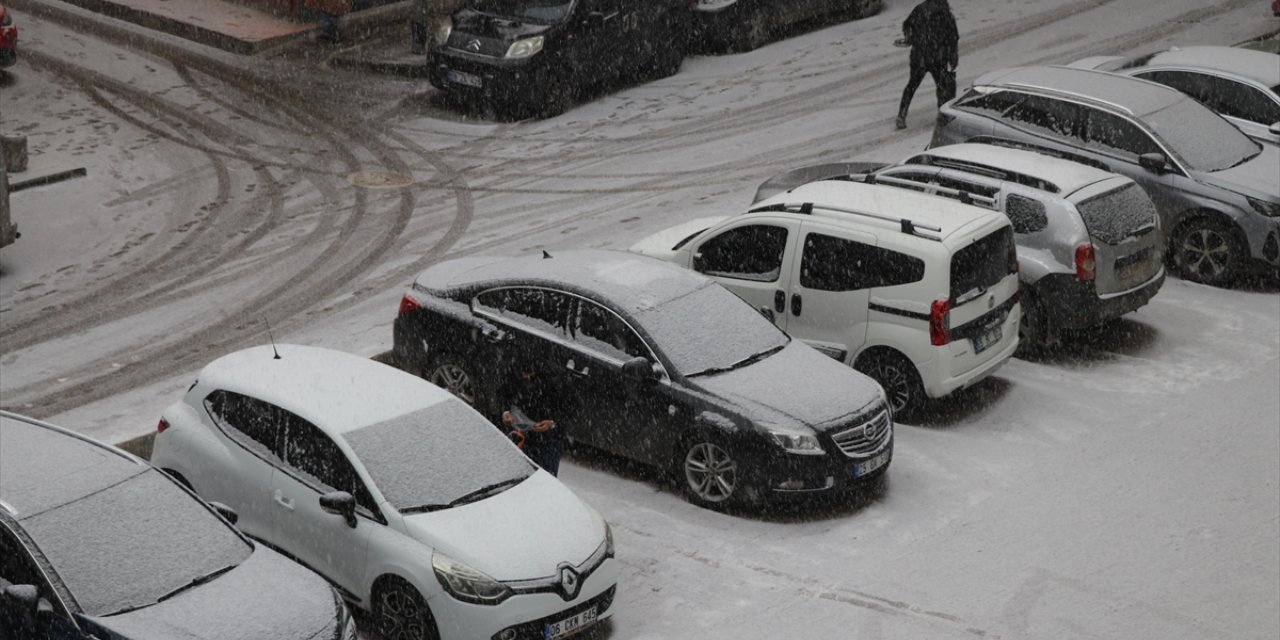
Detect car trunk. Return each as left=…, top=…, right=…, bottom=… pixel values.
left=1071, top=181, right=1163, bottom=296
left=947, top=223, right=1019, bottom=368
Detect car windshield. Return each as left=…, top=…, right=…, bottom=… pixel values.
left=469, top=0, right=573, bottom=22
left=1141, top=99, right=1261, bottom=172
left=633, top=282, right=790, bottom=377
left=343, top=401, right=534, bottom=513
left=19, top=470, right=250, bottom=617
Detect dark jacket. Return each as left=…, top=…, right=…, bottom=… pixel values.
left=903, top=0, right=959, bottom=67
left=499, top=368, right=567, bottom=449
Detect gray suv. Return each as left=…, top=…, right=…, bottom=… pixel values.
left=754, top=143, right=1166, bottom=347
left=931, top=65, right=1280, bottom=286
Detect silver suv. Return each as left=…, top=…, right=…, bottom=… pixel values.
left=932, top=65, right=1280, bottom=286
left=754, top=143, right=1166, bottom=347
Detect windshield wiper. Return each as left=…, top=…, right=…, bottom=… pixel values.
left=447, top=477, right=525, bottom=508
left=155, top=563, right=237, bottom=604
left=400, top=503, right=449, bottom=515
left=687, top=343, right=786, bottom=378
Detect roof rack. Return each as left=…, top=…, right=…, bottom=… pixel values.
left=863, top=174, right=1001, bottom=213
left=748, top=202, right=945, bottom=241
left=906, top=154, right=1062, bottom=194
left=1003, top=74, right=1136, bottom=116
left=967, top=136, right=1114, bottom=173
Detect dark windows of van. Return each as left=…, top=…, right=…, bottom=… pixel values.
left=800, top=233, right=925, bottom=291
left=1083, top=110, right=1160, bottom=161
left=1004, top=194, right=1049, bottom=233
left=695, top=224, right=789, bottom=282
left=951, top=226, right=1016, bottom=302
left=475, top=288, right=571, bottom=336
left=204, top=390, right=285, bottom=462
left=1004, top=95, right=1086, bottom=143
left=1137, top=70, right=1280, bottom=126
left=569, top=299, right=650, bottom=362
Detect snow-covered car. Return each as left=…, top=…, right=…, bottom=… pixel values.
left=1069, top=46, right=1280, bottom=145
left=632, top=182, right=1020, bottom=418
left=392, top=250, right=893, bottom=509
left=752, top=143, right=1166, bottom=348
left=0, top=4, right=16, bottom=69
left=932, top=65, right=1280, bottom=286
left=692, top=0, right=882, bottom=52
left=0, top=411, right=356, bottom=640
left=149, top=345, right=617, bottom=640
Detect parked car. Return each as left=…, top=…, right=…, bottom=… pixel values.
left=0, top=4, right=15, bottom=69
left=428, top=0, right=690, bottom=117
left=393, top=250, right=893, bottom=508
left=932, top=65, right=1280, bottom=286
left=631, top=181, right=1020, bottom=417
left=1069, top=46, right=1280, bottom=144
left=753, top=143, right=1165, bottom=347
left=150, top=344, right=617, bottom=640
left=0, top=411, right=356, bottom=640
left=691, top=0, right=882, bottom=52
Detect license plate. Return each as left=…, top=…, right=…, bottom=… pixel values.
left=446, top=69, right=483, bottom=88
left=972, top=325, right=1002, bottom=354
left=545, top=606, right=597, bottom=640
left=854, top=451, right=889, bottom=478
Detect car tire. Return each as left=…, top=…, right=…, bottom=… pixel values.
left=1017, top=289, right=1047, bottom=354
left=374, top=578, right=440, bottom=640
left=537, top=74, right=572, bottom=119
left=1171, top=216, right=1246, bottom=286
left=732, top=7, right=771, bottom=52
left=849, top=0, right=882, bottom=19
left=648, top=25, right=686, bottom=80
left=855, top=350, right=924, bottom=421
left=678, top=437, right=742, bottom=510
left=425, top=355, right=477, bottom=406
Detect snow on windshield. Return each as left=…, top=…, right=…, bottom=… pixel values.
left=20, top=470, right=250, bottom=616
left=470, top=0, right=572, bottom=22
left=343, top=401, right=534, bottom=511
left=633, top=283, right=789, bottom=376
left=1142, top=99, right=1259, bottom=172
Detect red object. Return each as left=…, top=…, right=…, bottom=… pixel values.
left=0, top=4, right=17, bottom=69
left=398, top=294, right=422, bottom=316
left=929, top=299, right=951, bottom=346
left=1075, top=244, right=1097, bottom=282
left=157, top=418, right=170, bottom=434
left=1273, top=0, right=1280, bottom=17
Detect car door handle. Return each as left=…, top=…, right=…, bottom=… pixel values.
left=273, top=492, right=294, bottom=511
left=774, top=290, right=785, bottom=313
left=481, top=326, right=508, bottom=344
left=791, top=293, right=802, bottom=317
left=565, top=359, right=590, bottom=377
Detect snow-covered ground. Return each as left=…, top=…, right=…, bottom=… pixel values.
left=2, top=0, right=1278, bottom=637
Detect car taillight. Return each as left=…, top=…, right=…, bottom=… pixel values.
left=1075, top=244, right=1096, bottom=282
left=157, top=418, right=170, bottom=434
left=930, top=299, right=951, bottom=346
left=399, top=294, right=422, bottom=317
left=1008, top=240, right=1019, bottom=274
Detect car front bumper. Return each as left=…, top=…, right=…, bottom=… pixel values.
left=427, top=47, right=547, bottom=103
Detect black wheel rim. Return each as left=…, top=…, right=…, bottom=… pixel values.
left=378, top=585, right=429, bottom=640
left=869, top=361, right=912, bottom=415
left=429, top=363, right=474, bottom=404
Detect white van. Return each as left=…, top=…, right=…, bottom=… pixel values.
left=631, top=180, right=1021, bottom=418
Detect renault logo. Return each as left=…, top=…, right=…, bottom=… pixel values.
left=466, top=39, right=482, bottom=53
left=557, top=564, right=582, bottom=601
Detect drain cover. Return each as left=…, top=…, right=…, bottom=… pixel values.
left=347, top=170, right=414, bottom=189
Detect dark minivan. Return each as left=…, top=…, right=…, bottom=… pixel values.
left=428, top=0, right=691, bottom=116
left=393, top=250, right=893, bottom=510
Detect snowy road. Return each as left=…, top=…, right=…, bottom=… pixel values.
left=2, top=0, right=1278, bottom=637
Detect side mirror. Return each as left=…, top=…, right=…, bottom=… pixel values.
left=1269, top=122, right=1280, bottom=136
left=319, top=491, right=358, bottom=528
left=207, top=501, right=239, bottom=526
left=621, top=357, right=657, bottom=382
left=2, top=585, right=39, bottom=616
left=1138, top=152, right=1168, bottom=173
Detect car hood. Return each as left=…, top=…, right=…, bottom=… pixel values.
left=688, top=341, right=883, bottom=432
left=1201, top=143, right=1280, bottom=202
left=628, top=216, right=726, bottom=261
left=453, top=7, right=553, bottom=42
left=753, top=162, right=888, bottom=204
left=85, top=547, right=340, bottom=640
left=402, top=471, right=603, bottom=581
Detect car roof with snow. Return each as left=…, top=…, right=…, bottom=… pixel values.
left=1142, top=46, right=1280, bottom=86
left=0, top=411, right=147, bottom=520
left=752, top=179, right=1005, bottom=241
left=197, top=345, right=454, bottom=435
left=973, top=65, right=1185, bottom=117
left=414, top=249, right=717, bottom=315
left=904, top=143, right=1123, bottom=196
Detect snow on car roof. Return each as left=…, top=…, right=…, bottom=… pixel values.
left=417, top=249, right=714, bottom=315
left=1145, top=46, right=1280, bottom=87
left=975, top=65, right=1185, bottom=118
left=197, top=345, right=452, bottom=435
left=0, top=412, right=145, bottom=519
left=755, top=178, right=1003, bottom=240
left=914, top=143, right=1120, bottom=195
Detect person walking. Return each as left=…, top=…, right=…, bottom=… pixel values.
left=895, top=0, right=959, bottom=129
left=500, top=365, right=568, bottom=476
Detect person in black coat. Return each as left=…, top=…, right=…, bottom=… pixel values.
left=499, top=364, right=569, bottom=476
left=896, top=0, right=960, bottom=129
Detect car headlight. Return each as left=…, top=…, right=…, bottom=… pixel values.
left=432, top=552, right=512, bottom=605
left=766, top=428, right=824, bottom=456
left=505, top=36, right=544, bottom=59
left=432, top=18, right=452, bottom=47
left=1247, top=196, right=1280, bottom=218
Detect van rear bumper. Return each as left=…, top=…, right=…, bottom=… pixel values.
left=923, top=302, right=1020, bottom=399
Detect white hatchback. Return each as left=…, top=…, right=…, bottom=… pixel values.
left=150, top=344, right=617, bottom=640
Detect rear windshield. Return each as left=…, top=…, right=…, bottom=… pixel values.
left=469, top=0, right=573, bottom=22
left=951, top=226, right=1015, bottom=303
left=1073, top=183, right=1159, bottom=245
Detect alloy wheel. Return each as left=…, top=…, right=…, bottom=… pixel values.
left=377, top=584, right=433, bottom=640
left=1180, top=227, right=1232, bottom=280
left=870, top=361, right=912, bottom=416
left=429, top=362, right=475, bottom=405
left=684, top=442, right=738, bottom=503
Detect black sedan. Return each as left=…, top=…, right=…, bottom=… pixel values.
left=428, top=0, right=690, bottom=117
left=0, top=412, right=355, bottom=640
left=393, top=250, right=892, bottom=509
left=691, top=0, right=882, bottom=52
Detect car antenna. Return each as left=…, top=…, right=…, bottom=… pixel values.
left=265, top=320, right=282, bottom=360
left=542, top=250, right=553, bottom=259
